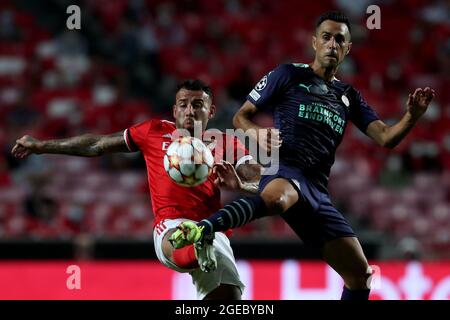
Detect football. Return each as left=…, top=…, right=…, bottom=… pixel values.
left=163, top=136, right=214, bottom=187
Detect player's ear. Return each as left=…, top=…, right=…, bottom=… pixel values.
left=312, top=36, right=317, bottom=51
left=172, top=104, right=177, bottom=118
left=208, top=104, right=216, bottom=119
left=346, top=42, right=352, bottom=55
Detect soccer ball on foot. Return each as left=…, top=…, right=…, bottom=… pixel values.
left=163, top=136, right=214, bottom=187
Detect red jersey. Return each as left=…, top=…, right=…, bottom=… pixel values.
left=124, top=119, right=250, bottom=227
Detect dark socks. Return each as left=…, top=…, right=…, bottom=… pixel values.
left=340, top=286, right=370, bottom=300
left=197, top=195, right=267, bottom=236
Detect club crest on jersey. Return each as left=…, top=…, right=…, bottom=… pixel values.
left=341, top=95, right=350, bottom=108
left=162, top=141, right=171, bottom=150
left=255, top=75, right=268, bottom=91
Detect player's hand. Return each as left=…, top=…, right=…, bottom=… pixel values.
left=11, top=135, right=42, bottom=159
left=257, top=128, right=282, bottom=156
left=406, top=87, right=435, bottom=121
left=213, top=160, right=243, bottom=191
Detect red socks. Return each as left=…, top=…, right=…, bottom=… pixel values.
left=172, top=245, right=198, bottom=269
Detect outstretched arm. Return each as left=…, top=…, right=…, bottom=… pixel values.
left=11, top=131, right=131, bottom=158
left=366, top=87, right=436, bottom=149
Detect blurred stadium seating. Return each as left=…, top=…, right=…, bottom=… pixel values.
left=0, top=0, right=449, bottom=260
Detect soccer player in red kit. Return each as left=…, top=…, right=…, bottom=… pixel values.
left=11, top=80, right=260, bottom=300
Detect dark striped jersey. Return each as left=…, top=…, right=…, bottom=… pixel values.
left=247, top=63, right=379, bottom=191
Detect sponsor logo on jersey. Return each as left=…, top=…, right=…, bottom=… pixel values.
left=298, top=102, right=345, bottom=135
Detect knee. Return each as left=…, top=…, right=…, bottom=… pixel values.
left=260, top=179, right=299, bottom=215
left=261, top=193, right=289, bottom=216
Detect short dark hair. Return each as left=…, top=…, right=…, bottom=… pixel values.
left=176, top=79, right=213, bottom=99
left=316, top=11, right=351, bottom=34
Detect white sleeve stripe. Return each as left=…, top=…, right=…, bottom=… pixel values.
left=123, top=129, right=133, bottom=152
left=235, top=155, right=254, bottom=169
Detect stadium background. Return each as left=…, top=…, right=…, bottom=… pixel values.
left=0, top=0, right=448, bottom=299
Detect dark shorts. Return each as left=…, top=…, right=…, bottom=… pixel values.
left=259, top=164, right=356, bottom=249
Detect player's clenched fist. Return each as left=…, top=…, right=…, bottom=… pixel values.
left=257, top=128, right=282, bottom=156
left=11, top=135, right=42, bottom=159
left=406, top=87, right=436, bottom=120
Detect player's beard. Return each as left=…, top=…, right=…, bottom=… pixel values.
left=322, top=55, right=338, bottom=68
left=183, top=118, right=194, bottom=129
left=322, top=58, right=338, bottom=69
left=175, top=118, right=194, bottom=136
left=183, top=118, right=204, bottom=136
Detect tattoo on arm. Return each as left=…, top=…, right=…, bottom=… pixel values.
left=41, top=132, right=130, bottom=157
